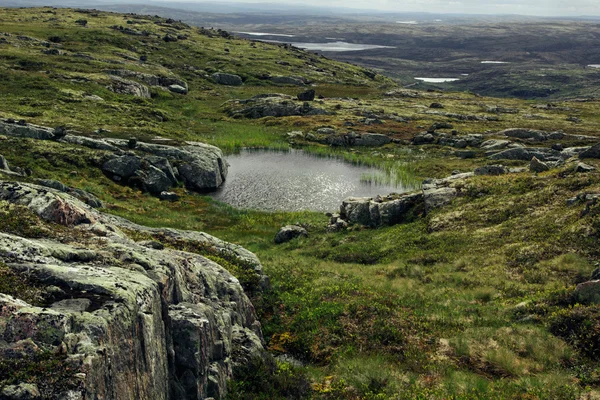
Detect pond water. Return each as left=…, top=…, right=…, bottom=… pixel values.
left=481, top=61, right=509, bottom=64
left=415, top=77, right=460, bottom=83
left=210, top=149, right=413, bottom=212
left=589, top=64, right=600, bottom=68
left=265, top=40, right=395, bottom=52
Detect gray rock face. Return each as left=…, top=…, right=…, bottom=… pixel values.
left=102, top=154, right=142, bottom=179
left=529, top=156, right=550, bottom=173
left=211, top=73, right=243, bottom=86
left=35, top=179, right=104, bottom=209
left=106, top=76, right=151, bottom=98
left=0, top=181, right=268, bottom=399
left=274, top=225, right=308, bottom=244
left=579, top=143, right=600, bottom=159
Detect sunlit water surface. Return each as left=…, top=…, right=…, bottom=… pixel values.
left=210, top=149, right=413, bottom=212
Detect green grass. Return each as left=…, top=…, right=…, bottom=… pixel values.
left=1, top=6, right=600, bottom=399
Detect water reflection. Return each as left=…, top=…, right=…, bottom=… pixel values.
left=210, top=149, right=413, bottom=212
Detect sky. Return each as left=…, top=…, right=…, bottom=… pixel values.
left=158, top=0, right=599, bottom=17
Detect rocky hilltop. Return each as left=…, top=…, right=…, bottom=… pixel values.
left=0, top=181, right=267, bottom=399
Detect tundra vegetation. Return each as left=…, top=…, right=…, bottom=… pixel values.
left=0, top=7, right=600, bottom=399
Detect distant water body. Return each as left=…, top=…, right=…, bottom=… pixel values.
left=234, top=31, right=295, bottom=37
left=210, top=149, right=413, bottom=212
left=263, top=40, right=395, bottom=52
left=415, top=77, right=460, bottom=83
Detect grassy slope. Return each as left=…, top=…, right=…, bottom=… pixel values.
left=1, top=7, right=600, bottom=399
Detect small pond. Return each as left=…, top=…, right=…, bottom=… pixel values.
left=210, top=149, right=414, bottom=212
left=415, top=77, right=460, bottom=83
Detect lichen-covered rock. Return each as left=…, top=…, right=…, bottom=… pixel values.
left=0, top=181, right=268, bottom=399
left=573, top=280, right=600, bottom=304
left=339, top=193, right=423, bottom=228
left=474, top=165, right=509, bottom=176
left=102, top=154, right=142, bottom=180
left=270, top=76, right=305, bottom=85
left=488, top=147, right=562, bottom=162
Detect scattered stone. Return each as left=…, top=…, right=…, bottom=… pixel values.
left=499, top=128, right=547, bottom=141
left=552, top=144, right=564, bottom=151
left=286, top=131, right=304, bottom=139
left=297, top=89, right=315, bottom=101
left=53, top=125, right=68, bottom=139
left=168, top=84, right=188, bottom=94
left=128, top=137, right=137, bottom=149
left=455, top=150, right=476, bottom=159
left=474, top=165, right=509, bottom=176
left=159, top=191, right=179, bottom=201
left=211, top=73, right=243, bottom=86
left=274, top=225, right=308, bottom=244
left=489, top=147, right=561, bottom=162
left=429, top=102, right=444, bottom=109
left=574, top=162, right=595, bottom=173
left=529, top=156, right=550, bottom=173
left=412, top=133, right=435, bottom=145
left=225, top=95, right=330, bottom=119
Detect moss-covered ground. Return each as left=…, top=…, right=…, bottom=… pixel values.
left=1, top=7, right=600, bottom=399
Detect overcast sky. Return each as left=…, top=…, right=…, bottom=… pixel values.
left=166, top=0, right=599, bottom=17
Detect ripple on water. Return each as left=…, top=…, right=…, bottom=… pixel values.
left=210, top=149, right=414, bottom=212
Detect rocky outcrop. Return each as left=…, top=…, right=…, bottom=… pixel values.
left=334, top=172, right=474, bottom=228
left=274, top=225, right=308, bottom=244
left=0, top=120, right=228, bottom=194
left=579, top=143, right=600, bottom=159
left=225, top=95, right=330, bottom=119
left=0, top=181, right=267, bottom=399
left=497, top=128, right=598, bottom=143
left=488, top=147, right=563, bottom=162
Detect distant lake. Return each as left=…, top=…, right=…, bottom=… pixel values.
left=589, top=64, right=600, bottom=68
left=264, top=40, right=395, bottom=52
left=481, top=61, right=510, bottom=64
left=235, top=31, right=295, bottom=37
left=397, top=21, right=418, bottom=24
left=415, top=77, right=460, bottom=83
left=210, top=149, right=413, bottom=212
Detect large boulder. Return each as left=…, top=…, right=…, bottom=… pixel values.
left=500, top=128, right=548, bottom=141
left=530, top=156, right=550, bottom=173
left=339, top=193, right=423, bottom=228
left=573, top=280, right=600, bottom=304
left=0, top=181, right=268, bottom=399
left=211, top=73, right=243, bottom=86
left=481, top=139, right=511, bottom=150
left=274, top=225, right=308, bottom=244
left=474, top=165, right=509, bottom=176
left=135, top=164, right=172, bottom=194
left=297, top=89, right=315, bottom=101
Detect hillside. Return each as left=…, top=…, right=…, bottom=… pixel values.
left=1, top=7, right=600, bottom=400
